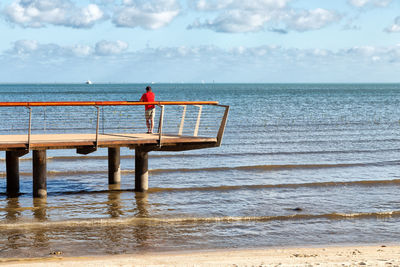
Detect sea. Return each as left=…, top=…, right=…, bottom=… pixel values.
left=0, top=83, right=400, bottom=258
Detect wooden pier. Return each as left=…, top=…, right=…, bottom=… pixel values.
left=0, top=101, right=229, bottom=198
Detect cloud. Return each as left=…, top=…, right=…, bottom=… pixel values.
left=187, top=0, right=340, bottom=33
left=13, top=39, right=39, bottom=54
left=286, top=8, right=340, bottom=32
left=2, top=0, right=180, bottom=30
left=193, top=0, right=290, bottom=11
left=340, top=45, right=400, bottom=63
left=95, top=40, right=129, bottom=55
left=70, top=45, right=93, bottom=57
left=347, top=0, right=393, bottom=8
left=112, top=0, right=180, bottom=29
left=1, top=0, right=343, bottom=33
left=7, top=40, right=131, bottom=59
left=188, top=12, right=270, bottom=33
left=3, top=41, right=400, bottom=82
left=9, top=39, right=400, bottom=65
left=3, top=0, right=104, bottom=28
left=385, top=16, right=400, bottom=32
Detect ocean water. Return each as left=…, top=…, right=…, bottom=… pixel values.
left=0, top=83, right=400, bottom=258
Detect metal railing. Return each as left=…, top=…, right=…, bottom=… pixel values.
left=0, top=101, right=229, bottom=149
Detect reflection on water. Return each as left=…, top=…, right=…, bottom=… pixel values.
left=5, top=197, right=23, bottom=252
left=104, top=185, right=124, bottom=249
left=107, top=184, right=123, bottom=218
left=134, top=192, right=149, bottom=218
left=5, top=197, right=20, bottom=221
left=133, top=192, right=151, bottom=249
left=33, top=198, right=47, bottom=221
left=0, top=191, right=155, bottom=258
left=32, top=198, right=49, bottom=252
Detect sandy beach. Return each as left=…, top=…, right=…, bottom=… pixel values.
left=1, top=245, right=399, bottom=266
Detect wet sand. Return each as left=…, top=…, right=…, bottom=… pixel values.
left=1, top=245, right=399, bottom=266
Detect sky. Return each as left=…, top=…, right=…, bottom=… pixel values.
left=1, top=0, right=400, bottom=83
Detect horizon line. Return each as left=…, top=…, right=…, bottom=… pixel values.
left=0, top=82, right=399, bottom=85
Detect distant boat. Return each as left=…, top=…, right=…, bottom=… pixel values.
left=86, top=80, right=92, bottom=84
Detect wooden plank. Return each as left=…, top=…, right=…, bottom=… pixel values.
left=0, top=133, right=217, bottom=151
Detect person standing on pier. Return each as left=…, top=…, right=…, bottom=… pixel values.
left=140, top=86, right=155, bottom=133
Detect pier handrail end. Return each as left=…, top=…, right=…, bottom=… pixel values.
left=216, top=105, right=230, bottom=147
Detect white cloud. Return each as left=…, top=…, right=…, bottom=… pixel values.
left=348, top=0, right=393, bottom=7
left=286, top=8, right=340, bottom=32
left=7, top=40, right=131, bottom=58
left=9, top=39, right=400, bottom=65
left=188, top=0, right=340, bottom=33
left=188, top=11, right=271, bottom=33
left=13, top=40, right=39, bottom=54
left=70, top=45, right=93, bottom=57
left=95, top=40, right=129, bottom=55
left=348, top=0, right=370, bottom=7
left=385, top=16, right=400, bottom=33
left=112, top=0, right=180, bottom=29
left=3, top=0, right=104, bottom=28
left=69, top=4, right=104, bottom=28
left=194, top=0, right=290, bottom=11
left=3, top=42, right=400, bottom=82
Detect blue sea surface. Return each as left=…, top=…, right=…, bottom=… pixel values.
left=0, top=83, right=400, bottom=258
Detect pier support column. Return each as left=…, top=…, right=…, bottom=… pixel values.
left=135, top=148, right=148, bottom=192
left=6, top=151, right=20, bottom=196
left=33, top=150, right=47, bottom=198
left=108, top=147, right=121, bottom=184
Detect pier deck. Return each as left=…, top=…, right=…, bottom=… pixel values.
left=0, top=133, right=217, bottom=150
left=0, top=101, right=229, bottom=198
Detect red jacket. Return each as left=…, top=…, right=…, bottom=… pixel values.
left=140, top=91, right=155, bottom=110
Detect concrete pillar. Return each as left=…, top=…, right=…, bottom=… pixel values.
left=6, top=151, right=20, bottom=196
left=108, top=147, right=121, bottom=184
left=33, top=150, right=47, bottom=198
left=135, top=148, right=148, bottom=192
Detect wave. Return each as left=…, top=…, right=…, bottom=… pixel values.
left=150, top=160, right=400, bottom=174
left=1, top=179, right=399, bottom=197
left=148, top=179, right=400, bottom=192
left=0, top=211, right=399, bottom=230
left=230, top=123, right=398, bottom=134
left=223, top=138, right=400, bottom=147
left=0, top=160, right=398, bottom=178
left=1, top=147, right=399, bottom=162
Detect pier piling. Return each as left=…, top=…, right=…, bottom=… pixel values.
left=135, top=148, right=149, bottom=192
left=6, top=151, right=20, bottom=196
left=108, top=147, right=121, bottom=184
left=33, top=150, right=47, bottom=198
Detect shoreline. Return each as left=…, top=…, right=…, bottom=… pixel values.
left=1, top=245, right=400, bottom=266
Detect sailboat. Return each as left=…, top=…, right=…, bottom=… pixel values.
left=86, top=80, right=92, bottom=84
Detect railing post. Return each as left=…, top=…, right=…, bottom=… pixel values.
left=194, top=105, right=202, bottom=137
left=216, top=105, right=230, bottom=147
left=158, top=105, right=164, bottom=147
left=27, top=107, right=32, bottom=150
left=43, top=106, right=46, bottom=133
left=178, top=105, right=187, bottom=136
left=95, top=106, right=100, bottom=149
left=102, top=106, right=105, bottom=134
